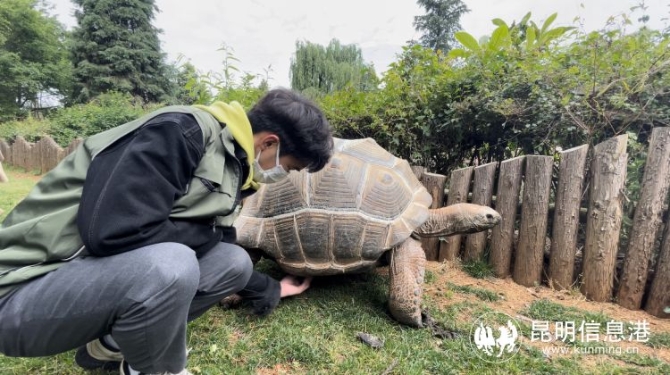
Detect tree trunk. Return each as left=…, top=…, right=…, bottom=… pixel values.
left=463, top=162, right=498, bottom=262
left=645, top=221, right=670, bottom=318
left=513, top=156, right=553, bottom=287
left=439, top=166, right=474, bottom=261
left=490, top=156, right=525, bottom=277
left=549, top=145, right=589, bottom=290
left=618, top=128, right=670, bottom=309
left=582, top=135, right=628, bottom=302
left=419, top=172, right=447, bottom=261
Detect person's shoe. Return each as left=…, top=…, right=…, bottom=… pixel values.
left=74, top=338, right=124, bottom=370
left=119, top=359, right=193, bottom=375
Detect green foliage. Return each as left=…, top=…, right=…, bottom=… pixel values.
left=164, top=58, right=212, bottom=105
left=450, top=12, right=574, bottom=57
left=161, top=45, right=255, bottom=107
left=213, top=71, right=267, bottom=109
left=317, top=86, right=379, bottom=139
left=0, top=44, right=272, bottom=147
left=322, top=44, right=458, bottom=170
left=69, top=0, right=171, bottom=103
left=322, top=9, right=670, bottom=175
left=0, top=0, right=72, bottom=119
left=0, top=116, right=51, bottom=143
left=461, top=259, right=495, bottom=279
left=414, top=0, right=470, bottom=52
left=290, top=39, right=378, bottom=96
left=48, top=92, right=154, bottom=146
left=185, top=44, right=268, bottom=109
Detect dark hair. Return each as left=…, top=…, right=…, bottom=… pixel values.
left=247, top=88, right=334, bottom=172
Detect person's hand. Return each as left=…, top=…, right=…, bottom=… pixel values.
left=279, top=275, right=312, bottom=298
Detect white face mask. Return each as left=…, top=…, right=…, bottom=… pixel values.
left=253, top=142, right=289, bottom=184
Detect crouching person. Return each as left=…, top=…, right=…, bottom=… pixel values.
left=0, top=88, right=333, bottom=374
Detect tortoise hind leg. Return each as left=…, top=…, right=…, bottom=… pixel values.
left=388, top=238, right=425, bottom=327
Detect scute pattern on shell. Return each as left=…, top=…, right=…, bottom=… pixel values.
left=234, top=138, right=432, bottom=275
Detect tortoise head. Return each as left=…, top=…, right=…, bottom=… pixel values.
left=414, top=203, right=501, bottom=237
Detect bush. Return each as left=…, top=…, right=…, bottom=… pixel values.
left=0, top=116, right=52, bottom=143
left=48, top=92, right=157, bottom=146
left=320, top=11, right=670, bottom=174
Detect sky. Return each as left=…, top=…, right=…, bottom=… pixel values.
left=47, top=0, right=669, bottom=88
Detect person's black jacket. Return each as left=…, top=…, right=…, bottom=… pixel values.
left=76, top=112, right=280, bottom=315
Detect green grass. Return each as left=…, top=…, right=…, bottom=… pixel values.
left=0, top=166, right=41, bottom=222
left=521, top=299, right=612, bottom=328
left=447, top=282, right=501, bottom=302
left=615, top=352, right=670, bottom=373
left=461, top=259, right=495, bottom=279
left=0, top=168, right=668, bottom=374
left=0, top=270, right=587, bottom=375
left=646, top=332, right=670, bottom=349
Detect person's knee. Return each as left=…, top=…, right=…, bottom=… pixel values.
left=128, top=243, right=200, bottom=303
left=225, top=246, right=253, bottom=292
left=155, top=243, right=200, bottom=293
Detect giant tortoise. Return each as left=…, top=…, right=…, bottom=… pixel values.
left=234, top=138, right=501, bottom=326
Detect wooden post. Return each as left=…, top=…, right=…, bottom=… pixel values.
left=37, top=136, right=63, bottom=174
left=0, top=148, right=8, bottom=183
left=618, top=128, right=670, bottom=309
left=548, top=145, right=589, bottom=290
left=582, top=135, right=628, bottom=302
left=27, top=138, right=37, bottom=172
left=439, top=166, right=474, bottom=261
left=489, top=156, right=525, bottom=277
left=12, top=137, right=26, bottom=170
left=411, top=165, right=426, bottom=180
left=513, top=155, right=553, bottom=287
left=463, top=162, right=498, bottom=262
left=419, top=172, right=447, bottom=261
left=36, top=138, right=46, bottom=174
left=67, top=138, right=83, bottom=155
left=0, top=139, right=11, bottom=166
left=645, top=221, right=670, bottom=318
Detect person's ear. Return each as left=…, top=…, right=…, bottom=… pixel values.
left=261, top=135, right=279, bottom=150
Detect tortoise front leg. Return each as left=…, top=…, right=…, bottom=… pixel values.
left=388, top=237, right=425, bottom=327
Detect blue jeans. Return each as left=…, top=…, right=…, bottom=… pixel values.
left=0, top=242, right=252, bottom=373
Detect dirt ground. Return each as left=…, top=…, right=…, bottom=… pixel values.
left=5, top=168, right=42, bottom=181
left=422, top=260, right=670, bottom=366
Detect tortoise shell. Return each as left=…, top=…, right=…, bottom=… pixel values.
left=234, top=138, right=432, bottom=275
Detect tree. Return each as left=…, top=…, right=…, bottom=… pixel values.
left=70, top=0, right=170, bottom=103
left=0, top=0, right=72, bottom=119
left=163, top=59, right=212, bottom=105
left=289, top=39, right=378, bottom=96
left=413, top=0, right=469, bottom=52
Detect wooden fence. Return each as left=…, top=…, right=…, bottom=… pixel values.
left=0, top=136, right=82, bottom=175
left=2, top=130, right=669, bottom=318
left=413, top=130, right=670, bottom=319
